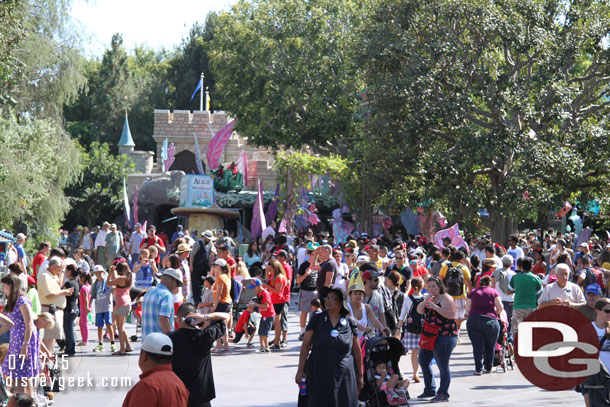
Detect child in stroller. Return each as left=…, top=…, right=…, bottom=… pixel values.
left=360, top=336, right=410, bottom=407
left=374, top=361, right=409, bottom=405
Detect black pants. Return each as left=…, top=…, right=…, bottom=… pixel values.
left=191, top=268, right=207, bottom=305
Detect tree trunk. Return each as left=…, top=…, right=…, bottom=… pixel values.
left=283, top=172, right=296, bottom=236
left=490, top=210, right=517, bottom=246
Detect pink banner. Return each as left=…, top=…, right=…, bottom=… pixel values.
left=250, top=179, right=266, bottom=238
left=236, top=150, right=248, bottom=185
left=206, top=120, right=236, bottom=171
left=435, top=223, right=468, bottom=252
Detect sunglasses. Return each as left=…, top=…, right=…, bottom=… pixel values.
left=395, top=257, right=404, bottom=260
left=601, top=309, right=610, bottom=314
left=371, top=278, right=379, bottom=283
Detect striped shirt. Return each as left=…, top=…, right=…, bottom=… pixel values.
left=130, top=231, right=147, bottom=255
left=141, top=283, right=174, bottom=339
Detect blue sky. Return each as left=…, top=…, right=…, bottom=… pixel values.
left=71, top=0, right=236, bottom=56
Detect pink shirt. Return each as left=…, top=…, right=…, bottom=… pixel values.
left=79, top=284, right=90, bottom=313
left=115, top=286, right=131, bottom=307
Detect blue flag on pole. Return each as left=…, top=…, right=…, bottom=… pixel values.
left=190, top=78, right=203, bottom=101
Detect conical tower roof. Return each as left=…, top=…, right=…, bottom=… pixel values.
left=118, top=113, right=135, bottom=147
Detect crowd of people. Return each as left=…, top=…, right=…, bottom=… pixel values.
left=1, top=223, right=609, bottom=406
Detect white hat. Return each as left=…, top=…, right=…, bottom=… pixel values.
left=141, top=332, right=173, bottom=356
left=213, top=258, right=228, bottom=267
left=356, top=255, right=370, bottom=263
left=161, top=268, right=183, bottom=286
left=15, top=233, right=26, bottom=241
left=93, top=264, right=106, bottom=273
left=202, top=230, right=214, bottom=239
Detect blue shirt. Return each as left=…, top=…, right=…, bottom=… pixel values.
left=135, top=264, right=154, bottom=289
left=15, top=244, right=26, bottom=267
left=141, top=283, right=174, bottom=339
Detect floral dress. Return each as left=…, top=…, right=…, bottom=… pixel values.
left=2, top=296, right=39, bottom=378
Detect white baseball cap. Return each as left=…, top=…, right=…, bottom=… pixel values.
left=161, top=268, right=183, bottom=286
left=141, top=333, right=173, bottom=356
left=213, top=258, right=228, bottom=267
left=93, top=265, right=106, bottom=273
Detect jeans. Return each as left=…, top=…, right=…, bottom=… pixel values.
left=466, top=315, right=500, bottom=372
left=419, top=335, right=458, bottom=397
left=63, top=309, right=78, bottom=355
left=502, top=301, right=513, bottom=339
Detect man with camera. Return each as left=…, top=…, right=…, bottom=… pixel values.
left=169, top=304, right=229, bottom=407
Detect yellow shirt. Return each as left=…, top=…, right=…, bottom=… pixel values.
left=439, top=262, right=471, bottom=300
left=37, top=270, right=66, bottom=308
left=348, top=268, right=363, bottom=288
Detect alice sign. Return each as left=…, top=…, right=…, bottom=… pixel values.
left=180, top=175, right=214, bottom=208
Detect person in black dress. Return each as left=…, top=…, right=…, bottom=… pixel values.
left=296, top=286, right=363, bottom=407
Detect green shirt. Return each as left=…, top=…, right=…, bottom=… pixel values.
left=508, top=271, right=543, bottom=310
left=27, top=287, right=41, bottom=316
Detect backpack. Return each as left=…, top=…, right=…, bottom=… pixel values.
left=444, top=264, right=465, bottom=297
left=192, top=239, right=210, bottom=276
left=496, top=268, right=511, bottom=295
left=583, top=268, right=604, bottom=289
left=406, top=294, right=425, bottom=334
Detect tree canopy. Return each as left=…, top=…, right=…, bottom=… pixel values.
left=359, top=0, right=610, bottom=241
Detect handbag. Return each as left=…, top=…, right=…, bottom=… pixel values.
left=418, top=320, right=441, bottom=351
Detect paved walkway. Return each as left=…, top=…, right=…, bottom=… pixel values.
left=54, top=300, right=584, bottom=407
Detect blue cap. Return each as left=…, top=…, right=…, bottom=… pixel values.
left=586, top=284, right=602, bottom=295
left=248, top=278, right=263, bottom=290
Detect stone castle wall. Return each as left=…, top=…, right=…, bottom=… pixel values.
left=152, top=109, right=277, bottom=191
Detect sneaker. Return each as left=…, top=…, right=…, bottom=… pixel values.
left=280, top=340, right=288, bottom=348
left=93, top=344, right=104, bottom=352
left=417, top=392, right=436, bottom=399
left=264, top=348, right=271, bottom=353
left=256, top=348, right=266, bottom=353
left=246, top=342, right=255, bottom=348
left=110, top=343, right=118, bottom=353
left=430, top=394, right=449, bottom=403
left=269, top=343, right=281, bottom=350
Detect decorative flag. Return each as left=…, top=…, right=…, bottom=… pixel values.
left=190, top=77, right=203, bottom=101
left=557, top=201, right=573, bottom=218
left=435, top=223, right=468, bottom=252
left=278, top=218, right=288, bottom=234
left=205, top=89, right=211, bottom=111
left=163, top=142, right=175, bottom=172
left=250, top=179, right=266, bottom=238
left=193, top=133, right=205, bottom=175
left=265, top=184, right=280, bottom=224
left=236, top=150, right=249, bottom=185
left=133, top=186, right=139, bottom=225
left=206, top=120, right=236, bottom=171
left=123, top=178, right=131, bottom=225
left=161, top=139, right=168, bottom=172
left=438, top=212, right=448, bottom=228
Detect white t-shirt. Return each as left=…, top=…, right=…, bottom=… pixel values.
left=507, top=246, right=524, bottom=270
left=594, top=323, right=610, bottom=371
left=538, top=281, right=585, bottom=305
left=261, top=226, right=275, bottom=243
left=399, top=293, right=423, bottom=321
left=296, top=247, right=307, bottom=269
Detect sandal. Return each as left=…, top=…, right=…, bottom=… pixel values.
left=112, top=351, right=127, bottom=356
left=412, top=376, right=421, bottom=383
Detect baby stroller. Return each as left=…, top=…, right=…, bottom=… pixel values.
left=359, top=336, right=409, bottom=407
left=129, top=287, right=147, bottom=342
left=493, top=314, right=514, bottom=372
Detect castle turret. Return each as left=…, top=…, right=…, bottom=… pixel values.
left=118, top=113, right=135, bottom=156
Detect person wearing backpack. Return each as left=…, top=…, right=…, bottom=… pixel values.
left=491, top=255, right=515, bottom=335
left=439, top=249, right=472, bottom=335
left=396, top=277, right=424, bottom=383
left=189, top=231, right=215, bottom=306
left=576, top=256, right=605, bottom=293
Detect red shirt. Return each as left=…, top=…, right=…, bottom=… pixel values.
left=280, top=262, right=292, bottom=302
left=257, top=289, right=275, bottom=318
left=408, top=266, right=428, bottom=295
left=269, top=274, right=287, bottom=304
left=140, top=236, right=165, bottom=263
left=32, top=252, right=46, bottom=278
left=122, top=364, right=188, bottom=407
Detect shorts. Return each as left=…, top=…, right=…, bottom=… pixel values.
left=42, top=308, right=64, bottom=340
left=95, top=312, right=112, bottom=327
left=454, top=298, right=466, bottom=319
left=259, top=317, right=274, bottom=336
left=273, top=302, right=286, bottom=315
left=247, top=325, right=256, bottom=335
left=216, top=302, right=232, bottom=313
left=298, top=290, right=317, bottom=313
left=114, top=305, right=131, bottom=316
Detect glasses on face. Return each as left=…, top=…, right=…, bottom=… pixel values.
left=395, top=257, right=404, bottom=260
left=601, top=309, right=610, bottom=314
left=371, top=278, right=379, bottom=283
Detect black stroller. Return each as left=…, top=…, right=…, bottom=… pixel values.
left=359, top=336, right=409, bottom=407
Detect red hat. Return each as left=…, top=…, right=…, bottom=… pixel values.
left=27, top=276, right=36, bottom=286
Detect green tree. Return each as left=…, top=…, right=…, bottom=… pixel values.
left=64, top=142, right=135, bottom=229
left=274, top=151, right=347, bottom=233
left=0, top=114, right=82, bottom=234
left=209, top=0, right=370, bottom=154
left=360, top=0, right=610, bottom=242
